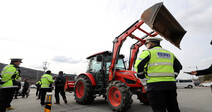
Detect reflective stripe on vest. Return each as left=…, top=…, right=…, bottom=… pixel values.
left=148, top=73, right=175, bottom=77
left=148, top=62, right=173, bottom=67
left=42, top=77, right=48, bottom=78
left=2, top=72, right=14, bottom=75
left=42, top=84, right=50, bottom=86
left=41, top=87, right=51, bottom=88
left=0, top=85, right=18, bottom=88
left=42, top=77, right=51, bottom=80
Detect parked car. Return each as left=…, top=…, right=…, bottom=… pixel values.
left=30, top=84, right=37, bottom=88
left=200, top=82, right=211, bottom=87
left=176, top=79, right=195, bottom=88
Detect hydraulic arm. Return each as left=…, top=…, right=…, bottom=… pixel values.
left=108, top=2, right=186, bottom=81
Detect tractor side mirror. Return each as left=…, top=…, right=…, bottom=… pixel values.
left=96, top=55, right=102, bottom=62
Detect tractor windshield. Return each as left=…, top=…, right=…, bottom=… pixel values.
left=105, top=56, right=126, bottom=74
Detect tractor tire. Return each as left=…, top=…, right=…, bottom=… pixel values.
left=74, top=75, right=95, bottom=104
left=137, top=93, right=149, bottom=105
left=106, top=81, right=133, bottom=112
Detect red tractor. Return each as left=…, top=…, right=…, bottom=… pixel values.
left=64, top=74, right=77, bottom=92
left=74, top=2, right=186, bottom=112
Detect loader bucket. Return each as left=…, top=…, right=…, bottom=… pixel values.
left=141, top=2, right=186, bottom=49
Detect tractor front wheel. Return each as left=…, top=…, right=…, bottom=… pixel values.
left=74, top=75, right=95, bottom=104
left=106, top=81, right=133, bottom=112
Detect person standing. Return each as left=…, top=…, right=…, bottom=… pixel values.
left=190, top=65, right=212, bottom=76
left=189, top=65, right=212, bottom=92
left=40, top=70, right=54, bottom=106
left=54, top=71, right=67, bottom=104
left=189, top=41, right=212, bottom=92
left=0, top=58, right=22, bottom=112
left=22, top=78, right=29, bottom=98
left=14, top=81, right=21, bottom=99
left=35, top=80, right=41, bottom=99
left=134, top=37, right=182, bottom=112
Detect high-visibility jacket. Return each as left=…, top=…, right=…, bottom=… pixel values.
left=41, top=74, right=54, bottom=88
left=0, top=64, right=21, bottom=87
left=36, top=80, right=41, bottom=85
left=36, top=80, right=41, bottom=88
left=134, top=46, right=176, bottom=83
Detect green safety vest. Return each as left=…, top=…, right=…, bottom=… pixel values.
left=41, top=74, right=54, bottom=88
left=0, top=64, right=20, bottom=87
left=134, top=46, right=176, bottom=83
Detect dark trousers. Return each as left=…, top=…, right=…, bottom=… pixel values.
left=36, top=87, right=40, bottom=96
left=22, top=88, right=28, bottom=98
left=0, top=88, right=16, bottom=112
left=40, top=88, right=52, bottom=105
left=55, top=86, right=66, bottom=103
left=211, top=85, right=212, bottom=93
left=14, top=88, right=20, bottom=98
left=147, top=90, right=180, bottom=112
left=36, top=88, right=41, bottom=99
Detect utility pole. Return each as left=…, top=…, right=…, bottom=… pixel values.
left=43, top=60, right=49, bottom=74
left=37, top=61, right=49, bottom=82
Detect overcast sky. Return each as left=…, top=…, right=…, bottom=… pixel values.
left=0, top=0, right=211, bottom=79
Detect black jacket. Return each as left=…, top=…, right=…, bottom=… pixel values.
left=23, top=82, right=29, bottom=90
left=55, top=75, right=66, bottom=87
left=196, top=64, right=212, bottom=76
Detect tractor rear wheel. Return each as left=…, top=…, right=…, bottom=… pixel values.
left=106, top=81, right=133, bottom=112
left=74, top=75, right=95, bottom=104
left=137, top=93, right=149, bottom=105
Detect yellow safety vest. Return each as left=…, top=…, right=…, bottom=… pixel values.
left=0, top=64, right=20, bottom=87
left=41, top=74, right=54, bottom=88
left=135, top=46, right=176, bottom=83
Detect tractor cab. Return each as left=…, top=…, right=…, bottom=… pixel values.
left=86, top=51, right=125, bottom=86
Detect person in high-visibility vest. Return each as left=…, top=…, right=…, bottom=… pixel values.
left=0, top=58, right=22, bottom=112
left=134, top=37, right=182, bottom=112
left=40, top=70, right=54, bottom=106
left=36, top=80, right=41, bottom=99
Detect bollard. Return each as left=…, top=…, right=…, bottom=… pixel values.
left=44, top=92, right=52, bottom=112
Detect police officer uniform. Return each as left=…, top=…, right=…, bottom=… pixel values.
left=134, top=37, right=182, bottom=112
left=36, top=80, right=41, bottom=99
left=40, top=70, right=54, bottom=105
left=0, top=58, right=22, bottom=112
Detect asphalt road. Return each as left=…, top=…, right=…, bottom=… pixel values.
left=10, top=87, right=212, bottom=112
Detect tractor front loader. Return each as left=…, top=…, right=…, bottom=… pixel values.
left=74, top=2, right=186, bottom=112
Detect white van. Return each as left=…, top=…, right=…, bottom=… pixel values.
left=176, top=79, right=195, bottom=88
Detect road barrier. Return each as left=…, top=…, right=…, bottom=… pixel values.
left=44, top=92, right=52, bottom=112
